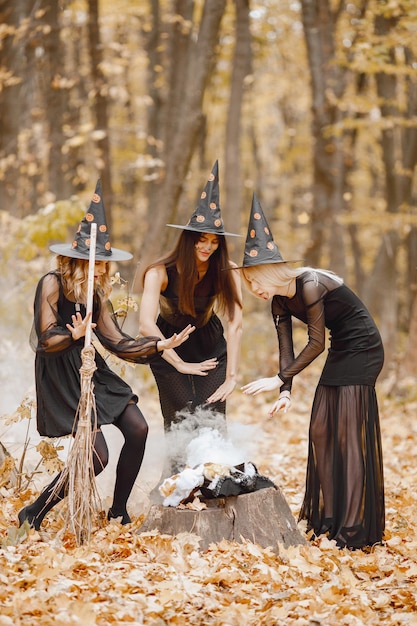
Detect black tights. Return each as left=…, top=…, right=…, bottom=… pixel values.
left=19, top=403, right=148, bottom=529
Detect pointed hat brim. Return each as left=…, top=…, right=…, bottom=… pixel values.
left=222, top=257, right=302, bottom=270
left=49, top=243, right=133, bottom=261
left=49, top=179, right=133, bottom=261
left=166, top=223, right=242, bottom=237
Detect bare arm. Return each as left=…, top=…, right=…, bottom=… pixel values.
left=139, top=265, right=217, bottom=375
left=92, top=295, right=194, bottom=363
left=207, top=263, right=243, bottom=403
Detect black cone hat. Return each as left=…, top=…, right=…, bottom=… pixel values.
left=234, top=193, right=300, bottom=268
left=49, top=179, right=132, bottom=261
left=166, top=161, right=241, bottom=237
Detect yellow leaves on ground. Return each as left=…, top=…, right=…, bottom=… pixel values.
left=1, top=375, right=417, bottom=624
left=36, top=440, right=65, bottom=474
left=0, top=511, right=416, bottom=625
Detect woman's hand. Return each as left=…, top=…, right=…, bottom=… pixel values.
left=206, top=377, right=236, bottom=404
left=157, top=324, right=195, bottom=351
left=268, top=393, right=291, bottom=417
left=241, top=375, right=280, bottom=396
left=66, top=312, right=96, bottom=341
left=175, top=358, right=218, bottom=376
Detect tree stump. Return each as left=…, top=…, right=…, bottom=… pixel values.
left=138, top=486, right=306, bottom=552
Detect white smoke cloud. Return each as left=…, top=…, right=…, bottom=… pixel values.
left=166, top=406, right=260, bottom=471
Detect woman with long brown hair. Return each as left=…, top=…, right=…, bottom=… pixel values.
left=139, top=162, right=242, bottom=473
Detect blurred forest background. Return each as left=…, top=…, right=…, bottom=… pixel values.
left=1, top=0, right=417, bottom=410
left=2, top=6, right=417, bottom=619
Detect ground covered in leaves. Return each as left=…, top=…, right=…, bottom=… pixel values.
left=1, top=362, right=417, bottom=625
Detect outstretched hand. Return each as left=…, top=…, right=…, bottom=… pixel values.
left=241, top=375, right=280, bottom=396
left=268, top=395, right=291, bottom=417
left=158, top=324, right=195, bottom=350
left=206, top=377, right=236, bottom=404
left=175, top=358, right=218, bottom=376
left=66, top=311, right=96, bottom=341
left=242, top=375, right=291, bottom=417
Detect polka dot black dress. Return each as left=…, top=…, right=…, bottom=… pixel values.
left=149, top=264, right=227, bottom=431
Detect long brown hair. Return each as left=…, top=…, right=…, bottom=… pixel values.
left=144, top=230, right=242, bottom=318
left=56, top=256, right=112, bottom=303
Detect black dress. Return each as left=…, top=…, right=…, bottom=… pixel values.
left=32, top=271, right=162, bottom=438
left=272, top=271, right=385, bottom=549
left=149, top=264, right=227, bottom=430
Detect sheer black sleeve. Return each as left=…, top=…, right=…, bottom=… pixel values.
left=32, top=272, right=74, bottom=354
left=272, top=307, right=294, bottom=393
left=94, top=299, right=162, bottom=364
left=32, top=272, right=162, bottom=363
left=272, top=276, right=327, bottom=391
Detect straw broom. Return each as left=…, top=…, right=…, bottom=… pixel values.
left=54, top=222, right=101, bottom=545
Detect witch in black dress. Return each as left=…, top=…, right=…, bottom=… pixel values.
left=139, top=162, right=242, bottom=474
left=239, top=194, right=385, bottom=550
left=18, top=180, right=194, bottom=530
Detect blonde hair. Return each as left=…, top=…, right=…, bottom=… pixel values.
left=241, top=263, right=343, bottom=295
left=56, top=255, right=112, bottom=303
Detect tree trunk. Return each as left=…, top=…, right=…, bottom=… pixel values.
left=87, top=0, right=113, bottom=230
left=138, top=0, right=227, bottom=281
left=224, top=0, right=252, bottom=254
left=300, top=0, right=369, bottom=276
left=60, top=13, right=89, bottom=195
left=402, top=49, right=417, bottom=372
left=164, top=0, right=195, bottom=160
left=300, top=0, right=345, bottom=271
left=366, top=11, right=417, bottom=375
left=41, top=0, right=71, bottom=200
left=139, top=486, right=306, bottom=552
left=0, top=0, right=28, bottom=217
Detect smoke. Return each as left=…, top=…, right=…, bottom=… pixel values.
left=165, top=406, right=260, bottom=472
left=186, top=427, right=245, bottom=467
left=0, top=338, right=34, bottom=416
left=157, top=406, right=267, bottom=507
left=0, top=338, right=44, bottom=486
left=0, top=339, right=263, bottom=517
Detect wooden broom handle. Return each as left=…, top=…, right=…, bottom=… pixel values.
left=84, top=222, right=97, bottom=348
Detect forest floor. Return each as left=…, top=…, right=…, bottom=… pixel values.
left=1, top=315, right=417, bottom=625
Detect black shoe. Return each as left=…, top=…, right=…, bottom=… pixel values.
left=107, top=509, right=131, bottom=525
left=18, top=506, right=41, bottom=531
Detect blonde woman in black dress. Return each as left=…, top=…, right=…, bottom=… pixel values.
left=18, top=181, right=194, bottom=530
left=238, top=194, right=385, bottom=550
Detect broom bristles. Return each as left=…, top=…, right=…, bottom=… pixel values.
left=52, top=344, right=101, bottom=544
left=51, top=224, right=99, bottom=545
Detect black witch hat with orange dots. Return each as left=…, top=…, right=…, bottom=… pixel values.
left=166, top=160, right=241, bottom=237
left=231, top=192, right=300, bottom=268
left=49, top=179, right=132, bottom=261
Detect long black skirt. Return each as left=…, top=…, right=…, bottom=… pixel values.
left=299, top=384, right=385, bottom=549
